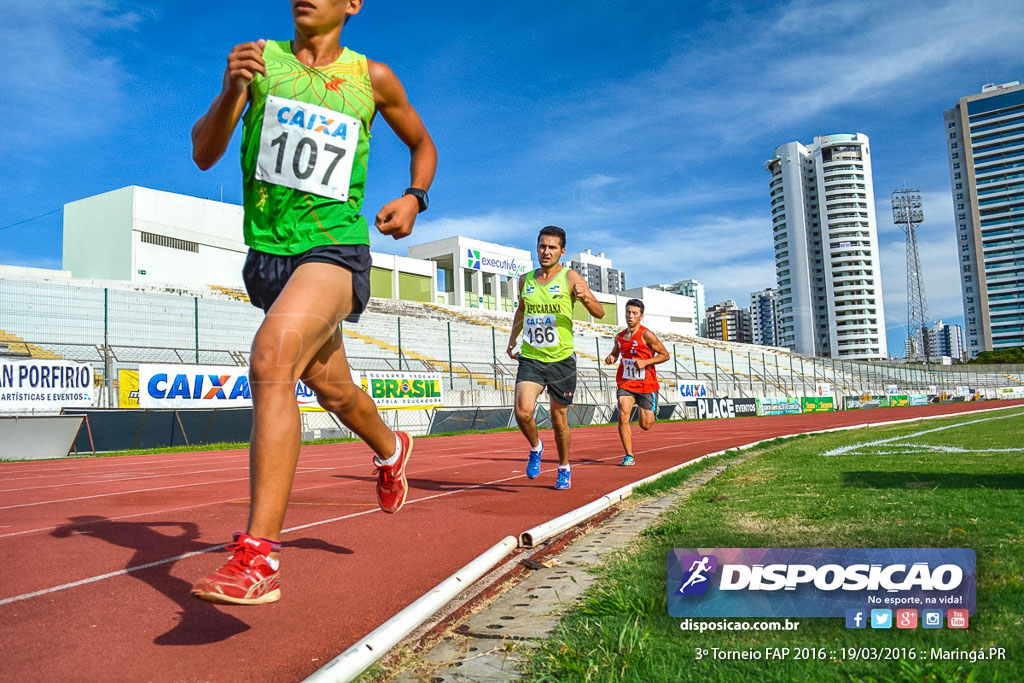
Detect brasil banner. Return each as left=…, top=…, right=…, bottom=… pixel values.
left=360, top=371, right=444, bottom=410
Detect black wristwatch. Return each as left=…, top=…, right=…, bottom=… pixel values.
left=403, top=187, right=429, bottom=213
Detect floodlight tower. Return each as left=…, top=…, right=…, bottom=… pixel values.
left=892, top=188, right=929, bottom=360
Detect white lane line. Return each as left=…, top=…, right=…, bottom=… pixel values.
left=0, top=443, right=679, bottom=606
left=821, top=410, right=1024, bottom=456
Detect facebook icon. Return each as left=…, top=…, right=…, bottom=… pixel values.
left=845, top=609, right=867, bottom=629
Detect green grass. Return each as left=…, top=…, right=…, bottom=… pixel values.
left=524, top=409, right=1024, bottom=682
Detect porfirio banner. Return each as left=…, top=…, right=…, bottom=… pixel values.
left=138, top=364, right=328, bottom=410
left=756, top=396, right=801, bottom=416
left=0, top=359, right=95, bottom=411
left=360, top=371, right=444, bottom=409
left=678, top=382, right=710, bottom=400
left=667, top=548, right=976, bottom=618
left=801, top=396, right=835, bottom=413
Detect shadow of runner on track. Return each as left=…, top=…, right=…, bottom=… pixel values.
left=50, top=516, right=352, bottom=646
left=332, top=474, right=520, bottom=494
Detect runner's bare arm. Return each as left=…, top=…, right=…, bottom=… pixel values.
left=369, top=60, right=438, bottom=240
left=507, top=276, right=525, bottom=359
left=639, top=329, right=671, bottom=369
left=568, top=270, right=605, bottom=318
left=192, top=40, right=267, bottom=170
left=605, top=344, right=620, bottom=365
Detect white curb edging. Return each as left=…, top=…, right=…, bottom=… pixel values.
left=304, top=535, right=519, bottom=683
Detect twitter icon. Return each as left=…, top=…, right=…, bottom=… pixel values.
left=870, top=609, right=892, bottom=629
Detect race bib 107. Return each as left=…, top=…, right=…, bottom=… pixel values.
left=256, top=95, right=360, bottom=201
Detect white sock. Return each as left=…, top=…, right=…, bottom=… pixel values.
left=373, top=435, right=402, bottom=467
left=558, top=464, right=570, bottom=472
left=530, top=441, right=543, bottom=453
left=265, top=555, right=280, bottom=571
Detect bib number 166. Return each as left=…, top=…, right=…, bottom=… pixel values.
left=524, top=315, right=558, bottom=348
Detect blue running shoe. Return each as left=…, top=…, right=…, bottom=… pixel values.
left=619, top=455, right=635, bottom=467
left=527, top=443, right=543, bottom=479
left=555, top=467, right=571, bottom=490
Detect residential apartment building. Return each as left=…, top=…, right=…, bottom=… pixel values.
left=750, top=287, right=781, bottom=346
left=944, top=81, right=1024, bottom=357
left=765, top=133, right=887, bottom=359
left=706, top=300, right=752, bottom=344
left=567, top=249, right=626, bottom=294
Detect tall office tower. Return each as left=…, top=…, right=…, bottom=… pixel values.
left=567, top=249, right=626, bottom=294
left=706, top=300, right=752, bottom=344
left=750, top=287, right=781, bottom=346
left=650, top=279, right=706, bottom=336
left=766, top=133, right=888, bottom=359
left=944, top=81, right=1024, bottom=357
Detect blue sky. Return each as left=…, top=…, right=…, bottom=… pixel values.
left=2, top=0, right=1022, bottom=356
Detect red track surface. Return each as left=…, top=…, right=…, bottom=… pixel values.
left=1, top=401, right=1021, bottom=682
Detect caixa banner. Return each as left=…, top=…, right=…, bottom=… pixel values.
left=667, top=548, right=975, bottom=618
left=138, top=364, right=335, bottom=410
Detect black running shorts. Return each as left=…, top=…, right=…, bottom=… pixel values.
left=242, top=244, right=371, bottom=323
left=516, top=354, right=577, bottom=405
left=617, top=388, right=658, bottom=412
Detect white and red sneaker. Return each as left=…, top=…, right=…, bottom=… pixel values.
left=375, top=431, right=414, bottom=514
left=191, top=532, right=281, bottom=605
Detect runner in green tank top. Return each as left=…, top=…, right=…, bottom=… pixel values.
left=190, top=0, right=437, bottom=606
left=507, top=226, right=606, bottom=490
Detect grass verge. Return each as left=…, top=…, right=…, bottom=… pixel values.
left=523, top=409, right=1024, bottom=682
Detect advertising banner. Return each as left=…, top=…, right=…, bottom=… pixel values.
left=889, top=395, right=911, bottom=408
left=667, top=548, right=975, bottom=618
left=138, top=364, right=328, bottom=410
left=693, top=397, right=739, bottom=420
left=844, top=395, right=890, bottom=410
left=360, top=371, right=444, bottom=409
left=677, top=382, right=710, bottom=400
left=0, top=359, right=95, bottom=411
left=801, top=396, right=835, bottom=413
left=733, top=398, right=757, bottom=416
left=814, top=383, right=831, bottom=397
left=887, top=385, right=899, bottom=396
left=756, top=396, right=801, bottom=416
left=908, top=394, right=930, bottom=406
left=119, top=369, right=140, bottom=408
left=465, top=247, right=531, bottom=278
left=997, top=386, right=1024, bottom=399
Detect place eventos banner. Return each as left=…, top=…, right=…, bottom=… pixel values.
left=689, top=397, right=755, bottom=419
left=667, top=548, right=975, bottom=618
left=0, top=359, right=95, bottom=411
left=138, top=364, right=327, bottom=410
left=360, top=371, right=444, bottom=409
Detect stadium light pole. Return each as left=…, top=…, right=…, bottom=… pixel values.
left=892, top=188, right=929, bottom=362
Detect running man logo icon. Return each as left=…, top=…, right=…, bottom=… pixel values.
left=676, top=554, right=718, bottom=595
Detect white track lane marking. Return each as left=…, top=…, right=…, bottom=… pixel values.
left=821, top=410, right=1024, bottom=456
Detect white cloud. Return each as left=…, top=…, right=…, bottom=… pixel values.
left=0, top=1, right=150, bottom=152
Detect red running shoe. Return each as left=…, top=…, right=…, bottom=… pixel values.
left=375, top=431, right=414, bottom=514
left=191, top=532, right=281, bottom=605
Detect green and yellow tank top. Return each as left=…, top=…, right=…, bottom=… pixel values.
left=241, top=41, right=375, bottom=254
left=520, top=267, right=575, bottom=362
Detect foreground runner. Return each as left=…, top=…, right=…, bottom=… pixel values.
left=604, top=299, right=669, bottom=465
left=507, top=226, right=605, bottom=489
left=190, top=0, right=436, bottom=605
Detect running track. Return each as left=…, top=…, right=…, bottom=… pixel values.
left=1, top=401, right=1020, bottom=682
